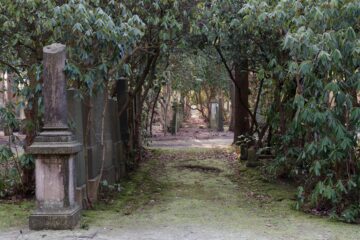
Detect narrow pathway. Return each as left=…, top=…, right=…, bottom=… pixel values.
left=150, top=113, right=233, bottom=149
left=4, top=146, right=359, bottom=239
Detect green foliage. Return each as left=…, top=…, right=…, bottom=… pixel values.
left=0, top=103, right=19, bottom=132
left=0, top=145, right=17, bottom=198
left=167, top=49, right=230, bottom=121
left=199, top=0, right=360, bottom=222
left=278, top=0, right=360, bottom=222
left=0, top=0, right=359, bottom=224
left=0, top=0, right=145, bottom=197
left=0, top=104, right=31, bottom=197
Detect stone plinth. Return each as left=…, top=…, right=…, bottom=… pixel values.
left=27, top=43, right=82, bottom=230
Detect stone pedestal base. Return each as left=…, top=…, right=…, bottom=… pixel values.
left=29, top=205, right=81, bottom=230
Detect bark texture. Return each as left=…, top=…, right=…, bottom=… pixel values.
left=233, top=59, right=250, bottom=143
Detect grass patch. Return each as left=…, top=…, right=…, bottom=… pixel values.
left=0, top=200, right=34, bottom=229
left=79, top=147, right=360, bottom=239
left=81, top=151, right=168, bottom=226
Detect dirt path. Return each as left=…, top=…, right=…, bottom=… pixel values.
left=150, top=116, right=233, bottom=149
left=2, top=147, right=359, bottom=240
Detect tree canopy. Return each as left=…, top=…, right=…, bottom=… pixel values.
left=0, top=0, right=359, bottom=223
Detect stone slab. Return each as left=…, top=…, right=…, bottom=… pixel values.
left=27, top=141, right=82, bottom=155
left=29, top=205, right=81, bottom=230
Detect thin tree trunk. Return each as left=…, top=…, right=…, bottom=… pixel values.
left=215, top=45, right=259, bottom=134
left=229, top=80, right=235, bottom=132
left=251, top=77, right=265, bottom=132
left=233, top=59, right=250, bottom=144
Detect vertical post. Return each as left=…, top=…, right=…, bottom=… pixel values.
left=42, top=44, right=68, bottom=130
left=27, top=43, right=82, bottom=230
left=171, top=101, right=178, bottom=135
left=209, top=99, right=219, bottom=130
left=217, top=98, right=224, bottom=132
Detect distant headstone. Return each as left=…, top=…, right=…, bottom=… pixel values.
left=171, top=101, right=179, bottom=135
left=209, top=99, right=219, bottom=130
left=246, top=146, right=261, bottom=168
left=240, top=144, right=248, bottom=161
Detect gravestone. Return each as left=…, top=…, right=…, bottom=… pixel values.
left=246, top=146, right=261, bottom=168
left=101, top=98, right=116, bottom=184
left=84, top=92, right=103, bottom=202
left=171, top=101, right=179, bottom=135
left=67, top=89, right=87, bottom=208
left=27, top=43, right=82, bottom=230
left=240, top=144, right=248, bottom=161
left=209, top=99, right=219, bottom=130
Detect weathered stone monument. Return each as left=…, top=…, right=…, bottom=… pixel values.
left=209, top=99, right=219, bottom=130
left=171, top=101, right=179, bottom=135
left=246, top=146, right=261, bottom=168
left=67, top=89, right=87, bottom=208
left=27, top=43, right=82, bottom=230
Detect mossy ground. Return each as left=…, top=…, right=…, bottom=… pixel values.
left=82, top=147, right=359, bottom=239
left=0, top=199, right=34, bottom=229
left=0, top=147, right=359, bottom=239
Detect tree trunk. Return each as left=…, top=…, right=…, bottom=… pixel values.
left=22, top=72, right=39, bottom=193
left=233, top=59, right=250, bottom=144
left=133, top=90, right=142, bottom=164
left=218, top=97, right=224, bottom=132
left=229, top=80, right=235, bottom=132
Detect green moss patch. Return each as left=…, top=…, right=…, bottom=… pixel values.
left=82, top=147, right=360, bottom=239
left=0, top=200, right=34, bottom=229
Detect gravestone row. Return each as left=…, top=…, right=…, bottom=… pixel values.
left=28, top=43, right=132, bottom=230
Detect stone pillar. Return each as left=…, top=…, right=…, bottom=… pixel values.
left=171, top=101, right=178, bottom=135
left=209, top=99, right=219, bottom=130
left=27, top=43, right=82, bottom=230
